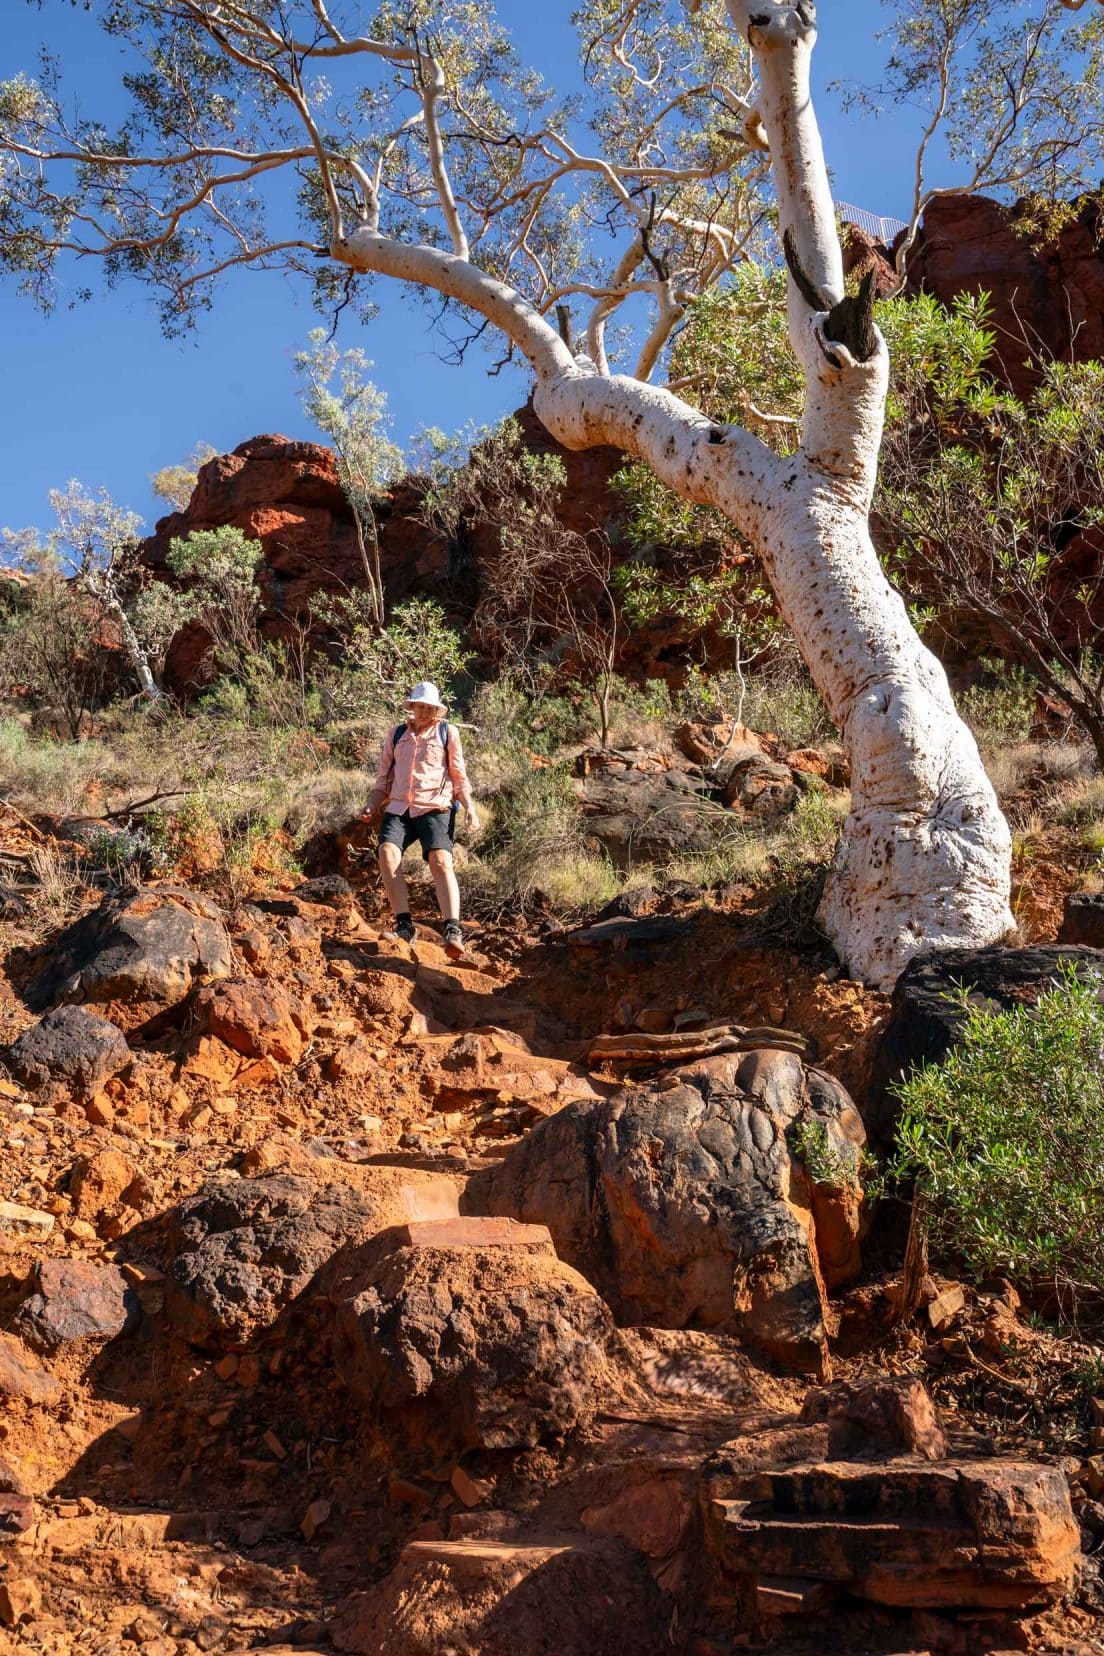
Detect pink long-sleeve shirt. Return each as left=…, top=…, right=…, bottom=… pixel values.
left=367, top=720, right=473, bottom=818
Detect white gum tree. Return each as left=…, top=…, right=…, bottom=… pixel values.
left=3, top=0, right=1102, bottom=984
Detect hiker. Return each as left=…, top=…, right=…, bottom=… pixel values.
left=363, top=681, right=480, bottom=957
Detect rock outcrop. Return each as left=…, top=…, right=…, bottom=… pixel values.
left=703, top=1456, right=1080, bottom=1615
left=468, top=1057, right=868, bottom=1376
left=905, top=193, right=1104, bottom=400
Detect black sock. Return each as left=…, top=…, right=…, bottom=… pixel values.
left=396, top=911, right=412, bottom=924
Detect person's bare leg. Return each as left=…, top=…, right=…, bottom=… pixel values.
left=378, top=842, right=411, bottom=919
left=428, top=849, right=460, bottom=923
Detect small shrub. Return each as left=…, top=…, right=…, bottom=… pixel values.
left=86, top=824, right=167, bottom=879
left=959, top=670, right=1036, bottom=751
left=738, top=658, right=836, bottom=750
left=788, top=1118, right=866, bottom=1190
left=889, top=967, right=1104, bottom=1315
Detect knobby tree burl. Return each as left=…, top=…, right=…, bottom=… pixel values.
left=10, top=0, right=1097, bottom=983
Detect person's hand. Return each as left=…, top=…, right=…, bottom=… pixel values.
left=466, top=806, right=482, bottom=835
left=362, top=802, right=383, bottom=829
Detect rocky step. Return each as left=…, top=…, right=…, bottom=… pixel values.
left=400, top=1536, right=581, bottom=1576
left=332, top=1532, right=671, bottom=1653
left=703, top=1458, right=1080, bottom=1612
left=587, top=1023, right=812, bottom=1066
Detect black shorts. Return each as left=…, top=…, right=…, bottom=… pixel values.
left=378, top=808, right=456, bottom=862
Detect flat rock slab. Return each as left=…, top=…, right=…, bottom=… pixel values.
left=565, top=914, right=698, bottom=950
left=26, top=885, right=233, bottom=1013
left=16, top=1257, right=139, bottom=1353
left=395, top=1218, right=554, bottom=1253
left=0, top=1201, right=54, bottom=1241
left=5, top=1005, right=130, bottom=1096
left=703, top=1458, right=1080, bottom=1612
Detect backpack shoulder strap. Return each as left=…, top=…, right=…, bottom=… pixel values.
left=439, top=719, right=450, bottom=756
left=393, top=722, right=407, bottom=750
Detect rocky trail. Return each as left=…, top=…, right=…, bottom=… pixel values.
left=0, top=808, right=1103, bottom=1655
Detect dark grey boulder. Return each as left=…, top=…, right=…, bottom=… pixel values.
left=293, top=875, right=354, bottom=908
left=1058, top=891, right=1104, bottom=948
left=333, top=1233, right=614, bottom=1450
left=866, top=944, right=1104, bottom=1143
left=466, top=1063, right=865, bottom=1375
left=576, top=766, right=713, bottom=868
left=6, top=1005, right=129, bottom=1096
left=26, top=885, right=233, bottom=1011
left=16, top=1257, right=139, bottom=1353
left=164, top=1174, right=376, bottom=1349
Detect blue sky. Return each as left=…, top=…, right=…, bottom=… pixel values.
left=1, top=1, right=940, bottom=536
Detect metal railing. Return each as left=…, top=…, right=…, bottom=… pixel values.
left=836, top=201, right=908, bottom=243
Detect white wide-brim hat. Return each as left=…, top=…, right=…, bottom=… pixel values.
left=404, top=681, right=447, bottom=712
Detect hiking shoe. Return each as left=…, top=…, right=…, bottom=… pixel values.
left=386, top=914, right=416, bottom=945
left=443, top=921, right=465, bottom=959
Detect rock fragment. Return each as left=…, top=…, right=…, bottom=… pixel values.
left=5, top=1005, right=130, bottom=1096
left=16, top=1257, right=139, bottom=1353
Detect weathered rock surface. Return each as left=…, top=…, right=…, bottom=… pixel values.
left=165, top=1174, right=378, bottom=1349
left=0, top=1333, right=63, bottom=1405
left=193, top=976, right=313, bottom=1065
left=5, top=1005, right=130, bottom=1096
left=16, top=1257, right=139, bottom=1354
left=468, top=1061, right=867, bottom=1375
left=333, top=1220, right=615, bottom=1449
left=332, top=1536, right=670, bottom=1656
left=798, top=1375, right=947, bottom=1461
left=1058, top=890, right=1104, bottom=948
left=703, top=1456, right=1080, bottom=1613
left=868, top=943, right=1104, bottom=1140
left=27, top=886, right=233, bottom=1013
left=70, top=1149, right=139, bottom=1219
left=293, top=874, right=354, bottom=909
left=575, top=759, right=713, bottom=868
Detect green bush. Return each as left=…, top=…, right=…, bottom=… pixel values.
left=958, top=669, right=1036, bottom=751
left=890, top=967, right=1104, bottom=1312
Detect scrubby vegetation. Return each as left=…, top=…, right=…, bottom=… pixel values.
left=890, top=968, right=1104, bottom=1316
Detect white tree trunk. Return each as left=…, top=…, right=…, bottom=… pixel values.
left=333, top=0, right=1015, bottom=989
left=81, top=574, right=164, bottom=705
